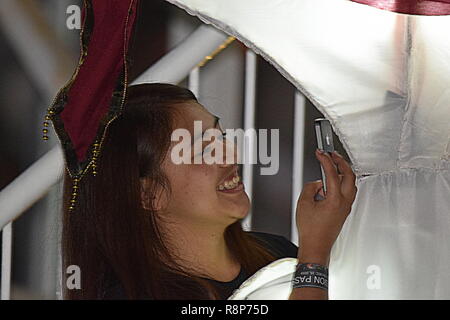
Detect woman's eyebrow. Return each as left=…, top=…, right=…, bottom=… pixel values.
left=191, top=115, right=221, bottom=145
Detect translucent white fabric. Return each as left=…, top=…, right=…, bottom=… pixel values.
left=331, top=169, right=450, bottom=299
left=165, top=0, right=450, bottom=299
left=228, top=258, right=297, bottom=300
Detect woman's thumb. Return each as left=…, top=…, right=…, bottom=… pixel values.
left=299, top=180, right=323, bottom=203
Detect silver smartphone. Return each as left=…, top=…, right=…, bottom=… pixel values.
left=314, top=118, right=335, bottom=196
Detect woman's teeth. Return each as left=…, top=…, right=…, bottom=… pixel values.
left=218, top=175, right=240, bottom=191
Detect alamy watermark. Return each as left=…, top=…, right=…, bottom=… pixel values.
left=366, top=265, right=381, bottom=290
left=66, top=265, right=81, bottom=290
left=66, top=5, right=81, bottom=30
left=170, top=121, right=279, bottom=175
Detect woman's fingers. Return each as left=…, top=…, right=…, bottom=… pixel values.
left=299, top=180, right=323, bottom=203
left=315, top=149, right=340, bottom=198
left=331, top=152, right=357, bottom=200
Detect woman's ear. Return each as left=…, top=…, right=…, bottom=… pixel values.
left=140, top=178, right=157, bottom=211
left=140, top=178, right=151, bottom=210
left=140, top=178, right=167, bottom=212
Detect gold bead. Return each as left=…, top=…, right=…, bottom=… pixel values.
left=45, top=116, right=51, bottom=121
left=70, top=199, right=76, bottom=203
left=42, top=136, right=49, bottom=140
left=48, top=110, right=55, bottom=115
left=43, top=122, right=49, bottom=127
left=72, top=193, right=77, bottom=197
left=73, top=186, right=79, bottom=190
left=69, top=206, right=74, bottom=210
left=42, top=129, right=48, bottom=134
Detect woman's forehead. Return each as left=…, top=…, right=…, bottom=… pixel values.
left=174, top=102, right=217, bottom=130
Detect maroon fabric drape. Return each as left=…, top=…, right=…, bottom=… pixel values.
left=350, top=0, right=450, bottom=15
left=47, top=0, right=140, bottom=177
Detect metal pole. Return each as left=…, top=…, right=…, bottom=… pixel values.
left=132, top=24, right=227, bottom=85
left=290, top=91, right=306, bottom=245
left=1, top=223, right=12, bottom=300
left=188, top=67, right=200, bottom=98
left=0, top=146, right=65, bottom=231
left=241, top=50, right=257, bottom=231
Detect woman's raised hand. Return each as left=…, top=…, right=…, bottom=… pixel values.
left=295, top=149, right=357, bottom=266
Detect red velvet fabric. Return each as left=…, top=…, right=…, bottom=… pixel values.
left=60, top=0, right=139, bottom=163
left=350, top=0, right=450, bottom=15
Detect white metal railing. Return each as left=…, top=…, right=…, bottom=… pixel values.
left=0, top=0, right=74, bottom=100
left=0, top=0, right=73, bottom=301
left=0, top=20, right=307, bottom=299
left=132, top=25, right=228, bottom=85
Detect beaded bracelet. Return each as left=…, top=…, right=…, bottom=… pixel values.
left=291, top=263, right=329, bottom=290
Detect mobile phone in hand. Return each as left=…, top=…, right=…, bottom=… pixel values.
left=314, top=118, right=335, bottom=197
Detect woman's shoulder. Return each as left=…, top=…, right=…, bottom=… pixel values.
left=246, top=231, right=298, bottom=259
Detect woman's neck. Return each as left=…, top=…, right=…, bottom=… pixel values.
left=160, top=220, right=241, bottom=281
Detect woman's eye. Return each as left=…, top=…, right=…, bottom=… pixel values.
left=202, top=144, right=211, bottom=155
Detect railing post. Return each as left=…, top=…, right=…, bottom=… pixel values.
left=188, top=67, right=200, bottom=98
left=1, top=223, right=12, bottom=300
left=290, top=91, right=306, bottom=245
left=241, top=50, right=257, bottom=231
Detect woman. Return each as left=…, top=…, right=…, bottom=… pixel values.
left=62, top=83, right=357, bottom=300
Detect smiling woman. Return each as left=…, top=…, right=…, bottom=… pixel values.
left=62, top=83, right=299, bottom=299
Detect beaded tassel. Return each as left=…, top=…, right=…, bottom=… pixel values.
left=68, top=176, right=80, bottom=211
left=91, top=141, right=100, bottom=176
left=42, top=110, right=55, bottom=140
left=67, top=141, right=100, bottom=211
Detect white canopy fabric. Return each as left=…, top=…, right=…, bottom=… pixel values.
left=166, top=0, right=450, bottom=299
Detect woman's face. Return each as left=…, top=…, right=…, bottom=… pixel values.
left=152, top=101, right=250, bottom=228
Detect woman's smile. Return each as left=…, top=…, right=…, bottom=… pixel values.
left=216, top=166, right=244, bottom=193
left=217, top=179, right=244, bottom=193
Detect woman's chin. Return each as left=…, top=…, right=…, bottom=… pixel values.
left=230, top=208, right=249, bottom=221
left=228, top=201, right=250, bottom=221
left=215, top=191, right=250, bottom=221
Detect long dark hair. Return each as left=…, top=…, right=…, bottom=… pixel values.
left=62, top=83, right=276, bottom=299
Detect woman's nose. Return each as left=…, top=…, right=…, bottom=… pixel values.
left=218, top=132, right=237, bottom=167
